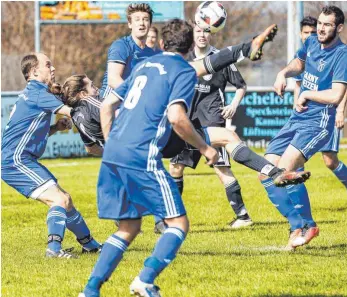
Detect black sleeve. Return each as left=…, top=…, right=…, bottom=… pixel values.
left=224, top=64, right=247, bottom=89
left=71, top=108, right=97, bottom=147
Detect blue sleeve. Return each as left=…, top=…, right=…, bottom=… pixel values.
left=37, top=90, right=64, bottom=113
left=108, top=39, right=130, bottom=65
left=168, top=68, right=197, bottom=111
left=112, top=78, right=130, bottom=101
left=332, top=49, right=347, bottom=84
left=297, top=36, right=312, bottom=62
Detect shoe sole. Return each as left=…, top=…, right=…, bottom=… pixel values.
left=250, top=24, right=278, bottom=60
left=274, top=171, right=311, bottom=187
left=304, top=228, right=320, bottom=244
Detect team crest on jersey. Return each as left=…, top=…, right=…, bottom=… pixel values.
left=317, top=59, right=326, bottom=72
left=203, top=74, right=212, bottom=81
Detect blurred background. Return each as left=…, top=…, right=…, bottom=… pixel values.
left=2, top=1, right=347, bottom=91
left=1, top=1, right=347, bottom=156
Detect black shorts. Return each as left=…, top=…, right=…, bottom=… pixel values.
left=161, top=127, right=210, bottom=159
left=167, top=127, right=230, bottom=169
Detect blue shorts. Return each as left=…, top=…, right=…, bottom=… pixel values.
left=266, top=120, right=331, bottom=160
left=319, top=126, right=340, bottom=153
left=1, top=156, right=57, bottom=198
left=97, top=161, right=186, bottom=220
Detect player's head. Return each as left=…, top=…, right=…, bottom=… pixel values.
left=317, top=5, right=345, bottom=45
left=127, top=3, right=153, bottom=39
left=160, top=18, right=194, bottom=55
left=61, top=74, right=99, bottom=107
left=21, top=53, right=55, bottom=85
left=146, top=26, right=159, bottom=49
left=193, top=23, right=211, bottom=50
left=300, top=16, right=317, bottom=43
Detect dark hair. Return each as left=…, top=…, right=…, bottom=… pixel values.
left=60, top=74, right=88, bottom=107
left=300, top=16, right=317, bottom=30
left=21, top=54, right=39, bottom=81
left=161, top=19, right=193, bottom=54
left=126, top=3, right=154, bottom=24
left=149, top=26, right=159, bottom=36
left=321, top=5, right=345, bottom=27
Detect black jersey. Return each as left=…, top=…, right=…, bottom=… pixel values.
left=187, top=46, right=246, bottom=128
left=70, top=96, right=104, bottom=147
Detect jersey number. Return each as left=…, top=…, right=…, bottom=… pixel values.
left=124, top=75, right=147, bottom=109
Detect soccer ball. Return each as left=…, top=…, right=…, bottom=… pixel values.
left=195, top=1, right=227, bottom=34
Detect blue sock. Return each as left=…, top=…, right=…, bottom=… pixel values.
left=286, top=168, right=315, bottom=228
left=46, top=206, right=67, bottom=252
left=84, top=234, right=129, bottom=297
left=154, top=216, right=162, bottom=224
left=333, top=161, right=347, bottom=189
left=66, top=207, right=100, bottom=250
left=139, top=227, right=186, bottom=284
left=261, top=178, right=304, bottom=231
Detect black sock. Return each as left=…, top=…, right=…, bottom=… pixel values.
left=173, top=176, right=184, bottom=195
left=225, top=181, right=248, bottom=218
left=231, top=142, right=282, bottom=177
left=203, top=43, right=251, bottom=74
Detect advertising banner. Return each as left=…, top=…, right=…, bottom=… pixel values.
left=39, top=1, right=184, bottom=22
left=225, top=90, right=294, bottom=148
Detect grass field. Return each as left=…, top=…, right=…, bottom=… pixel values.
left=2, top=150, right=347, bottom=297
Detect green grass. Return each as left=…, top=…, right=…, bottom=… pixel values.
left=2, top=151, right=347, bottom=297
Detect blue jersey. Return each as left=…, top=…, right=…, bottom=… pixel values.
left=100, top=35, right=155, bottom=97
left=292, top=36, right=347, bottom=124
left=1, top=80, right=64, bottom=163
left=102, top=52, right=197, bottom=171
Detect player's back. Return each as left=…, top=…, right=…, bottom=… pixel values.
left=1, top=81, right=63, bottom=164
left=103, top=52, right=197, bottom=171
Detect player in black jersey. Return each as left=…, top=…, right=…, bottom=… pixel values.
left=58, top=75, right=104, bottom=156
left=169, top=24, right=253, bottom=229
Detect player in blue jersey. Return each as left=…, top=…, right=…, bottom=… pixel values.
left=1, top=53, right=101, bottom=258
left=259, top=6, right=347, bottom=250
left=78, top=19, right=310, bottom=297
left=294, top=16, right=347, bottom=190
left=146, top=26, right=162, bottom=54
left=79, top=19, right=218, bottom=297
left=100, top=3, right=155, bottom=98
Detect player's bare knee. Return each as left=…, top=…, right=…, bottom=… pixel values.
left=170, top=163, right=185, bottom=178
left=323, top=154, right=339, bottom=170
left=165, top=215, right=189, bottom=233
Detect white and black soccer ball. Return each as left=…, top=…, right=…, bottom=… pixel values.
left=195, top=1, right=227, bottom=34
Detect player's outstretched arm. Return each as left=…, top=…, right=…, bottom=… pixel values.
left=167, top=103, right=218, bottom=165
left=296, top=83, right=347, bottom=113
left=190, top=24, right=278, bottom=77
left=108, top=63, right=126, bottom=89
left=100, top=92, right=122, bottom=140
left=49, top=118, right=72, bottom=136
left=274, top=58, right=305, bottom=97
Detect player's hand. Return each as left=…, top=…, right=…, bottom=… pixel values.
left=200, top=145, right=218, bottom=166
left=55, top=118, right=72, bottom=131
left=335, top=111, right=345, bottom=129
left=295, top=92, right=308, bottom=113
left=221, top=104, right=237, bottom=119
left=273, top=72, right=287, bottom=97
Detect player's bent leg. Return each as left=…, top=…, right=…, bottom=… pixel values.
left=322, top=152, right=347, bottom=189
left=214, top=166, right=253, bottom=228
left=169, top=162, right=185, bottom=195
left=83, top=219, right=141, bottom=297
left=207, top=127, right=308, bottom=186
left=36, top=184, right=77, bottom=258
